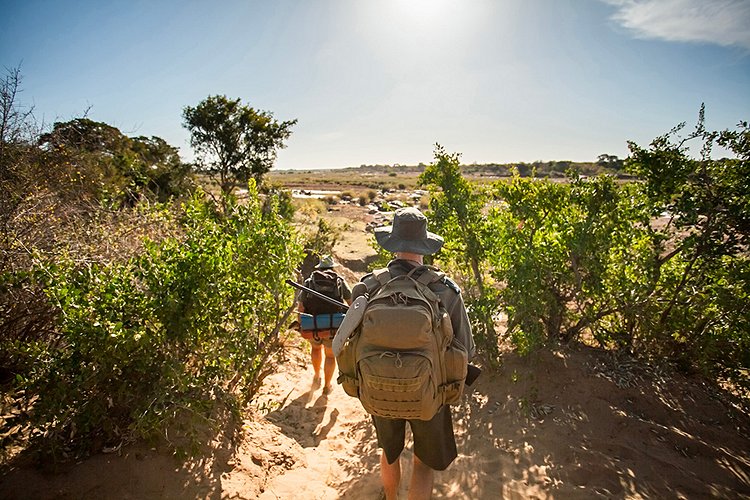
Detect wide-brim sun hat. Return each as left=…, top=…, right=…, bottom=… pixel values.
left=374, top=207, right=444, bottom=255
left=315, top=255, right=336, bottom=269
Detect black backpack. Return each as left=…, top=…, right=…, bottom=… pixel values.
left=303, top=269, right=344, bottom=315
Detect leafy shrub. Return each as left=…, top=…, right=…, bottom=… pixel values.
left=261, top=183, right=295, bottom=220
left=488, top=173, right=650, bottom=352
left=39, top=118, right=195, bottom=205
left=433, top=110, right=749, bottom=394
left=419, top=112, right=748, bottom=393
left=4, top=182, right=302, bottom=461
left=621, top=111, right=750, bottom=386
left=419, top=145, right=502, bottom=365
left=298, top=218, right=341, bottom=278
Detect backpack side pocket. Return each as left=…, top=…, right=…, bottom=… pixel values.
left=336, top=335, right=360, bottom=398
left=441, top=339, right=468, bottom=405
left=334, top=295, right=368, bottom=398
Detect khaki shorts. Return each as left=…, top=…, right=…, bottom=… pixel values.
left=309, top=336, right=333, bottom=348
left=371, top=405, right=457, bottom=471
left=302, top=329, right=334, bottom=348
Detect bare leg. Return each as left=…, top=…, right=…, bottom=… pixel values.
left=310, top=341, right=322, bottom=387
left=408, top=455, right=434, bottom=500
left=323, top=344, right=336, bottom=393
left=380, top=451, right=401, bottom=500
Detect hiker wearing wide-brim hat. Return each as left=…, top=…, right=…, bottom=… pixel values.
left=374, top=207, right=444, bottom=255
left=349, top=206, right=475, bottom=500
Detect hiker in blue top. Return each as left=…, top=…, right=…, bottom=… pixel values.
left=298, top=255, right=352, bottom=395
left=352, top=207, right=476, bottom=500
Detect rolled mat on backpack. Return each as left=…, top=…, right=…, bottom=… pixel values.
left=299, top=312, right=345, bottom=331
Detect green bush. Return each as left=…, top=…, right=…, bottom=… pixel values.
left=425, top=111, right=749, bottom=394
left=488, top=173, right=651, bottom=352
left=6, top=181, right=302, bottom=460
left=39, top=118, right=195, bottom=206
left=419, top=145, right=501, bottom=365
left=621, top=112, right=750, bottom=385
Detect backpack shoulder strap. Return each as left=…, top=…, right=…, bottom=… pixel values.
left=358, top=268, right=391, bottom=297
left=310, top=270, right=323, bottom=286
left=408, top=265, right=445, bottom=286
left=336, top=274, right=346, bottom=297
left=373, top=268, right=391, bottom=287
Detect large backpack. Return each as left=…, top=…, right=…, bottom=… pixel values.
left=335, top=266, right=468, bottom=421
left=303, top=269, right=344, bottom=316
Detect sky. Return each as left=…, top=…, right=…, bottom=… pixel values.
left=2, top=0, right=749, bottom=170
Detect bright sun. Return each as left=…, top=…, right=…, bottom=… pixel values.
left=356, top=0, right=486, bottom=53
left=390, top=0, right=456, bottom=27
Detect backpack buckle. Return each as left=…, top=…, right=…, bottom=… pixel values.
left=391, top=292, right=408, bottom=305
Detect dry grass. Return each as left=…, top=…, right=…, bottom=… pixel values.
left=268, top=167, right=422, bottom=192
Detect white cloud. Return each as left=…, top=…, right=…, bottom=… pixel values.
left=603, top=0, right=750, bottom=49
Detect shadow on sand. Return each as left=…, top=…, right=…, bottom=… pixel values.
left=0, top=407, right=244, bottom=500
left=438, top=345, right=750, bottom=498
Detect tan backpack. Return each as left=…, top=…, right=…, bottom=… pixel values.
left=335, top=266, right=468, bottom=421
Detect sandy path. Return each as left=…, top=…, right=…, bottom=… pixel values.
left=247, top=341, right=382, bottom=499
left=228, top=334, right=750, bottom=499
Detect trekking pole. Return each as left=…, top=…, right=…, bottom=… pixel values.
left=285, top=279, right=349, bottom=311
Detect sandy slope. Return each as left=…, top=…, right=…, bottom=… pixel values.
left=4, top=334, right=749, bottom=499
left=2, top=203, right=750, bottom=499
left=238, top=338, right=750, bottom=499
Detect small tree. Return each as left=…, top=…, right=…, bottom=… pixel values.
left=489, top=173, right=648, bottom=352
left=420, top=145, right=487, bottom=294
left=419, top=144, right=501, bottom=364
left=624, top=106, right=750, bottom=379
left=39, top=118, right=194, bottom=204
left=1, top=65, right=37, bottom=163
left=182, top=95, right=296, bottom=197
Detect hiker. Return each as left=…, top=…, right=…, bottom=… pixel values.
left=298, top=255, right=352, bottom=395
left=349, top=207, right=476, bottom=500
